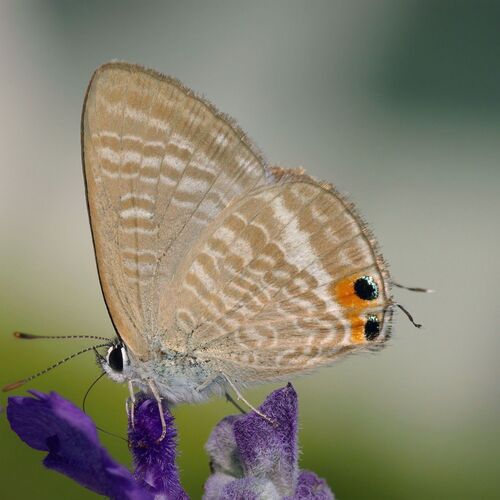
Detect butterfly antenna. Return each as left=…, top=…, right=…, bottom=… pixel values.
left=394, top=303, right=422, bottom=329
left=2, top=343, right=109, bottom=392
left=82, top=372, right=128, bottom=443
left=13, top=331, right=111, bottom=342
left=391, top=282, right=434, bottom=293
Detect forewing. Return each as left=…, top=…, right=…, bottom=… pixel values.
left=82, top=63, right=267, bottom=357
left=169, top=177, right=392, bottom=380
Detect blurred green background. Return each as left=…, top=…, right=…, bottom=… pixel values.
left=1, top=1, right=499, bottom=498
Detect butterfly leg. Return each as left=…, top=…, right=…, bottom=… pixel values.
left=148, top=379, right=167, bottom=442
left=194, top=374, right=247, bottom=413
left=195, top=373, right=219, bottom=393
left=220, top=372, right=275, bottom=425
left=224, top=391, right=247, bottom=415
left=127, top=380, right=136, bottom=429
left=196, top=374, right=244, bottom=412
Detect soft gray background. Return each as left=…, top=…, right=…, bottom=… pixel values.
left=0, top=1, right=499, bottom=498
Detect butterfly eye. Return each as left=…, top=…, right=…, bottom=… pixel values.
left=106, top=345, right=126, bottom=372
left=364, top=315, right=381, bottom=341
left=354, top=276, right=379, bottom=301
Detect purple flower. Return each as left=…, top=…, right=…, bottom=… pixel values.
left=6, top=390, right=186, bottom=499
left=129, top=393, right=188, bottom=499
left=6, top=384, right=333, bottom=499
left=203, top=384, right=334, bottom=500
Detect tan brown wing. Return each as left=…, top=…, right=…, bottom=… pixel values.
left=82, top=62, right=267, bottom=358
left=167, top=176, right=392, bottom=381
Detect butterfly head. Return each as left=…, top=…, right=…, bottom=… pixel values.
left=101, top=341, right=133, bottom=383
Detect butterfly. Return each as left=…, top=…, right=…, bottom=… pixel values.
left=78, top=61, right=403, bottom=434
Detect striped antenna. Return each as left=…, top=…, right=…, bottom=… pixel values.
left=13, top=331, right=111, bottom=341
left=2, top=343, right=110, bottom=392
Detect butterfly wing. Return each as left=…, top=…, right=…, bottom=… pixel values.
left=82, top=63, right=268, bottom=358
left=169, top=173, right=392, bottom=382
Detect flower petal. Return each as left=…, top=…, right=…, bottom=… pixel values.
left=293, top=471, right=335, bottom=500
left=223, top=477, right=280, bottom=500
left=233, top=383, right=298, bottom=497
left=7, top=391, right=150, bottom=500
left=205, top=415, right=242, bottom=476
left=128, top=393, right=188, bottom=499
left=209, top=475, right=279, bottom=500
left=203, top=472, right=235, bottom=500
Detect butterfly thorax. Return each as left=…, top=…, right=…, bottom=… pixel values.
left=121, top=347, right=222, bottom=404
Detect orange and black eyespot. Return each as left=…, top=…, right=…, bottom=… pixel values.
left=354, top=276, right=379, bottom=301
left=364, top=314, right=381, bottom=340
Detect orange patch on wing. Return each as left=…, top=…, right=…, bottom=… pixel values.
left=331, top=273, right=371, bottom=309
left=329, top=273, right=382, bottom=345
left=348, top=314, right=366, bottom=344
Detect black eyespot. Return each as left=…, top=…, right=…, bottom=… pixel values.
left=108, top=346, right=123, bottom=372
left=354, top=276, right=379, bottom=301
left=364, top=315, right=381, bottom=340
